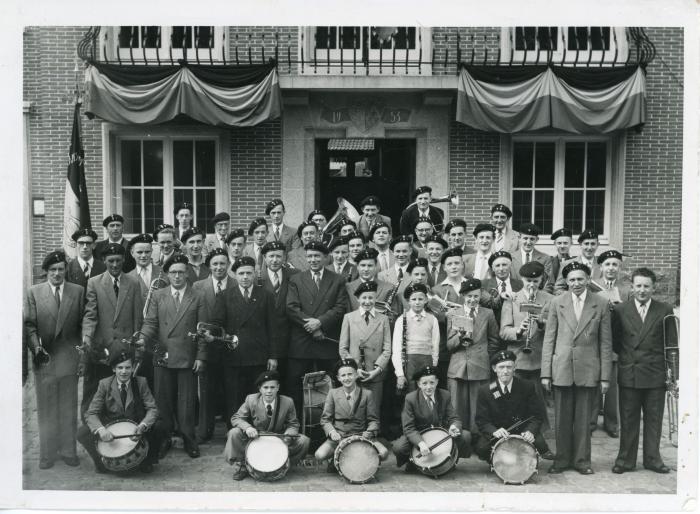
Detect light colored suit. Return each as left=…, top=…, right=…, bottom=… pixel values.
left=369, top=247, right=395, bottom=272
left=346, top=277, right=401, bottom=314
left=500, top=288, right=553, bottom=371
left=286, top=246, right=310, bottom=272
left=553, top=256, right=603, bottom=295
left=326, top=261, right=358, bottom=283
left=204, top=233, right=228, bottom=254
left=510, top=248, right=552, bottom=282
left=493, top=227, right=519, bottom=253
left=127, top=263, right=168, bottom=300
left=84, top=376, right=159, bottom=432
left=463, top=253, right=494, bottom=281
left=266, top=223, right=300, bottom=252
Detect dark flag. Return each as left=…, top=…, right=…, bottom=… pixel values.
left=62, top=102, right=92, bottom=258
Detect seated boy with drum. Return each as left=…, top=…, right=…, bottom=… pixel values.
left=224, top=370, right=310, bottom=481
left=474, top=350, right=552, bottom=462
left=76, top=350, right=163, bottom=474
left=392, top=365, right=472, bottom=473
left=315, top=359, right=389, bottom=471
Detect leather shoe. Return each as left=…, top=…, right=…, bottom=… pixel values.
left=645, top=464, right=670, bottom=474
left=326, top=461, right=337, bottom=474
left=61, top=455, right=80, bottom=467
left=612, top=465, right=626, bottom=474
left=95, top=463, right=108, bottom=474
left=185, top=443, right=200, bottom=458
left=158, top=437, right=172, bottom=459
left=405, top=462, right=419, bottom=474
left=232, top=461, right=248, bottom=481
left=541, top=450, right=555, bottom=461
left=577, top=467, right=595, bottom=475
left=39, top=459, right=54, bottom=470
left=547, top=466, right=566, bottom=474
left=606, top=429, right=619, bottom=438
left=139, top=462, right=154, bottom=474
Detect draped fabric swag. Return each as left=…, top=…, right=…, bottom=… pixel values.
left=84, top=62, right=281, bottom=126
left=456, top=65, right=647, bottom=134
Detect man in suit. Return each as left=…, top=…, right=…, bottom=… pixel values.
left=66, top=228, right=106, bottom=288
left=480, top=250, right=524, bottom=325
left=546, top=228, right=573, bottom=294
left=138, top=254, right=209, bottom=458
left=510, top=224, right=552, bottom=290
left=151, top=224, right=181, bottom=268
left=265, top=198, right=301, bottom=252
left=326, top=236, right=358, bottom=283
left=399, top=185, right=445, bottom=235
left=224, top=370, right=310, bottom=480
left=369, top=222, right=394, bottom=272
left=346, top=248, right=401, bottom=314
left=174, top=202, right=194, bottom=242
left=378, top=235, right=413, bottom=297
left=392, top=365, right=471, bottom=471
left=192, top=248, right=230, bottom=441
left=182, top=227, right=210, bottom=285
left=347, top=231, right=366, bottom=267
left=445, top=218, right=475, bottom=255
left=490, top=204, right=519, bottom=253
left=286, top=221, right=319, bottom=271
left=554, top=229, right=602, bottom=294
left=424, top=235, right=448, bottom=288
left=611, top=267, right=675, bottom=475
left=204, top=212, right=231, bottom=254
left=24, top=250, right=84, bottom=469
left=541, top=261, right=612, bottom=475
left=211, top=256, right=281, bottom=421
left=242, top=217, right=269, bottom=275
left=463, top=223, right=496, bottom=281
left=358, top=195, right=392, bottom=239
left=81, top=243, right=144, bottom=416
left=474, top=350, right=551, bottom=462
left=412, top=216, right=434, bottom=258
left=76, top=351, right=163, bottom=474
left=225, top=228, right=247, bottom=271
left=308, top=209, right=334, bottom=247
left=94, top=214, right=135, bottom=273
left=286, top=241, right=348, bottom=414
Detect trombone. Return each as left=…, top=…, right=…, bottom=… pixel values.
left=663, top=313, right=679, bottom=448
left=400, top=188, right=459, bottom=233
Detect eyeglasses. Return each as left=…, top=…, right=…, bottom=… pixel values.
left=167, top=270, right=187, bottom=275
left=76, top=241, right=93, bottom=246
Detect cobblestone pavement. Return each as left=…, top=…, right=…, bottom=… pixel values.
left=21, top=373, right=677, bottom=494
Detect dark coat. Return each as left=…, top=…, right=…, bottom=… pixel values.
left=402, top=388, right=461, bottom=446
left=94, top=238, right=136, bottom=273
left=475, top=376, right=543, bottom=437
left=231, top=393, right=300, bottom=435
left=65, top=258, right=106, bottom=289
left=399, top=204, right=445, bottom=235
left=85, top=375, right=159, bottom=432
left=261, top=267, right=299, bottom=359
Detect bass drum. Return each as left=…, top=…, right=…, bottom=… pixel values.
left=302, top=371, right=332, bottom=449
left=490, top=435, right=539, bottom=484
left=245, top=435, right=290, bottom=482
left=409, top=427, right=458, bottom=478
left=334, top=435, right=380, bottom=484
left=96, top=419, right=149, bottom=473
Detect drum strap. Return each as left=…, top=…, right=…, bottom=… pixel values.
left=489, top=381, right=503, bottom=400
left=351, top=388, right=363, bottom=417
left=130, top=377, right=146, bottom=424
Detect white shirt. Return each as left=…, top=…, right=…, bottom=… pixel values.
left=634, top=298, right=650, bottom=319
left=137, top=263, right=153, bottom=284
left=311, top=268, right=325, bottom=282
left=211, top=276, right=228, bottom=291
left=395, top=263, right=409, bottom=278
left=423, top=393, right=436, bottom=407
left=521, top=249, right=533, bottom=264
left=171, top=284, right=187, bottom=298
left=572, top=289, right=587, bottom=320
left=344, top=387, right=358, bottom=404
left=77, top=256, right=94, bottom=270
left=429, top=262, right=441, bottom=275
left=377, top=249, right=392, bottom=269
left=440, top=277, right=464, bottom=296
left=263, top=399, right=276, bottom=414
left=417, top=207, right=430, bottom=218
left=496, top=277, right=513, bottom=294
left=239, top=284, right=253, bottom=297
left=474, top=252, right=491, bottom=280
left=580, top=256, right=595, bottom=269
left=49, top=283, right=63, bottom=302
left=267, top=268, right=282, bottom=284
left=360, top=307, right=377, bottom=319
left=391, top=310, right=440, bottom=377
left=499, top=379, right=513, bottom=394
left=463, top=304, right=479, bottom=317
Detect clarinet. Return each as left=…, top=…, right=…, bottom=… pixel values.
left=399, top=312, right=408, bottom=392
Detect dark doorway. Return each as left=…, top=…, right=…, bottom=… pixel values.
left=316, top=138, right=415, bottom=235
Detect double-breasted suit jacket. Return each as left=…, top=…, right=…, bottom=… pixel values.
left=553, top=256, right=602, bottom=294
left=358, top=214, right=392, bottom=239
left=510, top=249, right=552, bottom=283
left=402, top=389, right=461, bottom=446
left=338, top=310, right=391, bottom=381
left=541, top=292, right=613, bottom=386
left=446, top=306, right=499, bottom=381
left=94, top=238, right=136, bottom=273
left=85, top=375, right=159, bottom=431
left=231, top=393, right=301, bottom=435
left=266, top=223, right=301, bottom=252
left=261, top=267, right=299, bottom=360
left=325, top=261, right=359, bottom=283
left=500, top=288, right=553, bottom=370
left=320, top=386, right=380, bottom=436
left=65, top=258, right=106, bottom=289
left=286, top=269, right=348, bottom=360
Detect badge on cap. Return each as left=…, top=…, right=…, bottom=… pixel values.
left=41, top=250, right=67, bottom=271
left=297, top=221, right=318, bottom=238
left=440, top=246, right=463, bottom=264
left=577, top=229, right=599, bottom=244
left=354, top=280, right=378, bottom=297
left=519, top=223, right=541, bottom=237
left=355, top=248, right=378, bottom=263
left=490, top=204, right=513, bottom=218
left=473, top=223, right=496, bottom=237
left=262, top=241, right=286, bottom=254
left=519, top=260, right=545, bottom=278
left=444, top=218, right=467, bottom=233
left=562, top=261, right=591, bottom=278
left=490, top=350, right=517, bottom=366
left=205, top=247, right=229, bottom=266
left=390, top=235, right=413, bottom=250
left=460, top=278, right=482, bottom=295
left=181, top=227, right=204, bottom=243
left=255, top=370, right=281, bottom=387
left=412, top=365, right=438, bottom=382
left=551, top=228, right=573, bottom=241
left=403, top=282, right=429, bottom=300
left=102, top=243, right=125, bottom=257
left=413, top=185, right=432, bottom=198
left=597, top=250, right=624, bottom=265
left=211, top=212, right=231, bottom=225
left=163, top=253, right=189, bottom=272
left=225, top=229, right=246, bottom=245
left=488, top=250, right=512, bottom=267
left=102, top=214, right=125, bottom=228
left=265, top=199, right=284, bottom=215
left=304, top=241, right=329, bottom=254
left=71, top=228, right=98, bottom=242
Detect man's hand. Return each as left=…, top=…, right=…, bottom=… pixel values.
left=362, top=431, right=373, bottom=439
left=541, top=378, right=551, bottom=392
left=357, top=369, right=371, bottom=381
left=518, top=318, right=530, bottom=337
left=330, top=430, right=341, bottom=442
left=192, top=359, right=205, bottom=374
left=303, top=318, right=322, bottom=333
left=521, top=431, right=535, bottom=444
left=600, top=380, right=610, bottom=395
left=98, top=427, right=114, bottom=442
left=82, top=336, right=92, bottom=347
left=131, top=423, right=147, bottom=441
left=245, top=427, right=259, bottom=439
left=493, top=427, right=509, bottom=439
left=201, top=330, right=215, bottom=343
left=396, top=376, right=407, bottom=391
left=448, top=425, right=461, bottom=438
left=267, top=359, right=278, bottom=371
left=362, top=367, right=381, bottom=381
left=77, top=362, right=86, bottom=377
left=417, top=441, right=430, bottom=457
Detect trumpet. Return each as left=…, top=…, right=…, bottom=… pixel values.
left=123, top=330, right=167, bottom=368
left=188, top=322, right=239, bottom=352
left=663, top=313, right=679, bottom=448
left=520, top=285, right=541, bottom=355
left=401, top=188, right=460, bottom=233
left=427, top=291, right=462, bottom=314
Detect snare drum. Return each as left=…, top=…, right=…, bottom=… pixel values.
left=333, top=435, right=380, bottom=484
left=490, top=435, right=539, bottom=484
left=245, top=435, right=290, bottom=481
left=409, top=427, right=458, bottom=478
left=96, top=420, right=149, bottom=473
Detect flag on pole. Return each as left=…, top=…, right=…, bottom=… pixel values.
left=62, top=102, right=92, bottom=259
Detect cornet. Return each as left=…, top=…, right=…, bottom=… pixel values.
left=188, top=322, right=239, bottom=352
left=519, top=285, right=542, bottom=355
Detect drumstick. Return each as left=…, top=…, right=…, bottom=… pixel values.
left=257, top=431, right=301, bottom=439
left=413, top=434, right=453, bottom=458
left=488, top=416, right=535, bottom=443
left=104, top=433, right=144, bottom=440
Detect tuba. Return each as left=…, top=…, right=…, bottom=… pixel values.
left=321, top=197, right=361, bottom=239
left=663, top=313, right=679, bottom=448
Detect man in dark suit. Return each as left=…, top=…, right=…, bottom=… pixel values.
left=425, top=235, right=448, bottom=287
left=445, top=218, right=475, bottom=255
left=211, top=256, right=281, bottom=421
left=325, top=236, right=358, bottom=283
left=174, top=202, right=194, bottom=242
left=480, top=250, right=524, bottom=325
left=357, top=195, right=392, bottom=239
left=81, top=243, right=144, bottom=416
left=510, top=224, right=552, bottom=289
left=286, top=241, right=348, bottom=414
left=138, top=254, right=209, bottom=458
left=65, top=228, right=106, bottom=288
left=77, top=351, right=163, bottom=473
left=225, top=370, right=310, bottom=480
left=475, top=350, right=551, bottom=461
left=182, top=227, right=210, bottom=285
left=541, top=261, right=612, bottom=475
left=546, top=228, right=573, bottom=294
left=399, top=186, right=445, bottom=235
left=346, top=248, right=400, bottom=313
left=24, top=250, right=84, bottom=469
left=611, top=267, right=675, bottom=474
left=265, top=198, right=301, bottom=252
left=94, top=214, right=135, bottom=273
left=242, top=217, right=269, bottom=275
left=392, top=365, right=471, bottom=471
left=287, top=221, right=319, bottom=272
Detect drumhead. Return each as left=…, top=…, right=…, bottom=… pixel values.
left=411, top=428, right=454, bottom=469
left=96, top=420, right=140, bottom=458
left=335, top=436, right=379, bottom=484
left=246, top=436, right=289, bottom=472
left=491, top=435, right=538, bottom=484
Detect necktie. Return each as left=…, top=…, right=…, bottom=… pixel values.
left=346, top=394, right=353, bottom=404
left=216, top=280, right=223, bottom=295
left=266, top=404, right=273, bottom=417
left=83, top=263, right=90, bottom=279
left=275, top=227, right=280, bottom=240
left=173, top=290, right=181, bottom=308
left=496, top=230, right=503, bottom=246
left=272, top=271, right=280, bottom=293
left=256, top=247, right=263, bottom=270
left=503, top=384, right=509, bottom=396
left=54, top=286, right=61, bottom=308
left=243, top=287, right=250, bottom=302
left=500, top=281, right=506, bottom=293
left=427, top=397, right=434, bottom=410
left=469, top=307, right=476, bottom=319
left=313, top=272, right=321, bottom=289
left=219, top=237, right=225, bottom=249
left=431, top=266, right=437, bottom=280
left=364, top=310, right=370, bottom=325
left=525, top=252, right=531, bottom=263
left=336, top=265, right=342, bottom=275
left=607, top=281, right=614, bottom=290
left=120, top=383, right=127, bottom=408
left=113, top=277, right=119, bottom=298
left=639, top=302, right=647, bottom=322
left=379, top=253, right=388, bottom=271
left=398, top=268, right=404, bottom=281
left=574, top=295, right=583, bottom=321
left=140, top=267, right=149, bottom=286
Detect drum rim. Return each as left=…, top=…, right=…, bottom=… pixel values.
left=334, top=435, right=380, bottom=484
left=409, top=426, right=456, bottom=470
left=245, top=435, right=290, bottom=474
left=490, top=434, right=539, bottom=485
left=96, top=419, right=144, bottom=460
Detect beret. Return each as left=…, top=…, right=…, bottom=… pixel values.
left=488, top=250, right=512, bottom=267
left=460, top=278, right=482, bottom=294
left=444, top=218, right=467, bottom=233
left=425, top=235, right=448, bottom=249
left=127, top=233, right=154, bottom=249
left=355, top=248, right=378, bottom=263
left=412, top=365, right=438, bottom=382
left=407, top=257, right=429, bottom=274
left=413, top=185, right=432, bottom=198
left=403, top=282, right=429, bottom=300
left=173, top=202, right=192, bottom=215
left=262, top=241, right=286, bottom=254
left=562, top=261, right=591, bottom=278
left=597, top=250, right=624, bottom=265
left=304, top=241, right=329, bottom=254
left=413, top=216, right=433, bottom=230
left=369, top=221, right=391, bottom=240
left=328, top=236, right=349, bottom=251
left=42, top=250, right=66, bottom=271
left=205, top=247, right=229, bottom=266
left=490, top=204, right=513, bottom=218
left=551, top=228, right=573, bottom=241
left=163, top=254, right=189, bottom=272
left=519, top=223, right=541, bottom=237
left=577, top=229, right=599, bottom=244
left=519, top=260, right=545, bottom=278
left=255, top=370, right=281, bottom=387
left=360, top=195, right=381, bottom=208
left=354, top=280, right=378, bottom=297
left=225, top=229, right=246, bottom=245
left=490, top=350, right=517, bottom=366
left=248, top=217, right=268, bottom=235
left=473, top=223, right=496, bottom=237
left=334, top=358, right=358, bottom=375
left=71, top=228, right=98, bottom=242
left=297, top=221, right=318, bottom=239
left=153, top=223, right=174, bottom=240
left=390, top=235, right=413, bottom=250
left=440, top=246, right=463, bottom=264
left=307, top=209, right=326, bottom=221
left=102, top=214, right=124, bottom=227
left=102, top=243, right=125, bottom=257
left=211, top=212, right=231, bottom=225
left=231, top=256, right=256, bottom=271
left=338, top=217, right=357, bottom=229
left=109, top=350, right=135, bottom=368
left=265, top=198, right=284, bottom=215
left=346, top=231, right=366, bottom=244
left=181, top=227, right=204, bottom=243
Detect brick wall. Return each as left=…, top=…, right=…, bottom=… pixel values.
left=432, top=27, right=502, bottom=75
left=228, top=26, right=299, bottom=74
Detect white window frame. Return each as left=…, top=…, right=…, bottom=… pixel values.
left=105, top=26, right=227, bottom=63
left=499, top=27, right=629, bottom=66
left=102, top=124, right=231, bottom=238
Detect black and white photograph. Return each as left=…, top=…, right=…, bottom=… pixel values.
left=4, top=0, right=699, bottom=511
